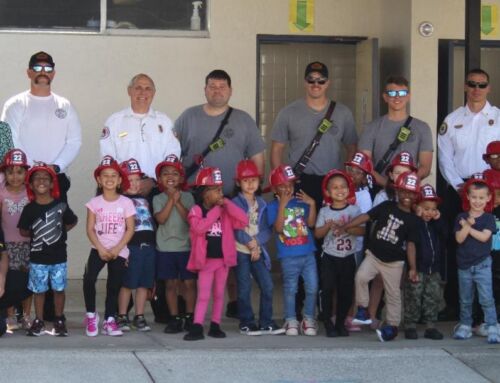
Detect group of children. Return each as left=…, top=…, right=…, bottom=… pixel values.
left=1, top=142, right=500, bottom=343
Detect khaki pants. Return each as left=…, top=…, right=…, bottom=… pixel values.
left=355, top=250, right=404, bottom=326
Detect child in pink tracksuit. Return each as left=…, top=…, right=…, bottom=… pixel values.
left=184, top=167, right=248, bottom=341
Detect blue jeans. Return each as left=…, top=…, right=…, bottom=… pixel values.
left=281, top=254, right=318, bottom=321
left=458, top=257, right=498, bottom=327
left=235, top=252, right=274, bottom=327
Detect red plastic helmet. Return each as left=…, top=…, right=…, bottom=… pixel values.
left=393, top=171, right=420, bottom=193
left=321, top=169, right=356, bottom=205
left=192, top=167, right=223, bottom=187
left=120, top=158, right=144, bottom=177
left=461, top=173, right=494, bottom=212
left=155, top=154, right=185, bottom=180
left=235, top=160, right=261, bottom=181
left=25, top=162, right=60, bottom=202
left=387, top=151, right=417, bottom=174
left=1, top=149, right=29, bottom=171
left=344, top=152, right=373, bottom=175
left=483, top=140, right=500, bottom=162
left=268, top=165, right=297, bottom=187
left=94, top=155, right=130, bottom=192
left=483, top=169, right=500, bottom=190
left=419, top=183, right=442, bottom=204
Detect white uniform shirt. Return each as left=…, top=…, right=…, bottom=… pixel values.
left=438, top=102, right=500, bottom=190
left=100, top=107, right=181, bottom=179
left=1, top=91, right=82, bottom=172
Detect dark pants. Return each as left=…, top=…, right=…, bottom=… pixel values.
left=83, top=249, right=126, bottom=319
left=319, top=253, right=356, bottom=328
left=0, top=270, right=32, bottom=310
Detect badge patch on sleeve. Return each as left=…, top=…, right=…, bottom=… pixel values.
left=100, top=127, right=110, bottom=139
left=438, top=122, right=447, bottom=135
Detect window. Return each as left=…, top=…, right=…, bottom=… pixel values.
left=0, top=0, right=209, bottom=36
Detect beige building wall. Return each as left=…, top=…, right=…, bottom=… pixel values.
left=0, top=0, right=465, bottom=277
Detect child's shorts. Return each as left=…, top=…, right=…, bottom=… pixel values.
left=122, top=243, right=156, bottom=289
left=156, top=251, right=197, bottom=281
left=6, top=241, right=30, bottom=271
left=28, top=262, right=67, bottom=293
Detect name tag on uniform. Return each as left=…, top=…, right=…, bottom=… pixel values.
left=454, top=124, right=463, bottom=129
left=118, top=131, right=128, bottom=138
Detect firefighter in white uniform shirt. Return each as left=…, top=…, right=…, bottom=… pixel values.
left=99, top=73, right=181, bottom=196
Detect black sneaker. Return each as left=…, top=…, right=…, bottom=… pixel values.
left=376, top=325, right=398, bottom=342
left=26, top=318, right=45, bottom=337
left=183, top=323, right=204, bottom=341
left=208, top=322, right=226, bottom=338
left=0, top=315, right=6, bottom=337
left=117, top=315, right=131, bottom=332
left=405, top=328, right=418, bottom=340
left=259, top=322, right=286, bottom=335
left=52, top=317, right=68, bottom=337
left=424, top=328, right=444, bottom=340
left=239, top=323, right=261, bottom=335
left=324, top=320, right=337, bottom=338
left=164, top=316, right=183, bottom=334
left=132, top=315, right=151, bottom=332
left=183, top=314, right=193, bottom=332
left=225, top=301, right=238, bottom=319
left=335, top=324, right=349, bottom=337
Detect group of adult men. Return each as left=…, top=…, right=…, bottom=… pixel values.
left=0, top=50, right=498, bottom=320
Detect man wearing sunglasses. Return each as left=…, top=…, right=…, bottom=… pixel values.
left=358, top=75, right=433, bottom=186
left=1, top=51, right=82, bottom=203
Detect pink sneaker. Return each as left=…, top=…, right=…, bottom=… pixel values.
left=345, top=316, right=362, bottom=332
left=102, top=317, right=123, bottom=336
left=85, top=312, right=99, bottom=337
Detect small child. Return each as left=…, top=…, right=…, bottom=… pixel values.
left=18, top=163, right=78, bottom=336
left=341, top=171, right=420, bottom=342
left=453, top=176, right=499, bottom=343
left=183, top=167, right=247, bottom=341
left=116, top=159, right=156, bottom=332
left=153, top=154, right=196, bottom=334
left=266, top=165, right=318, bottom=336
left=404, top=184, right=446, bottom=340
left=83, top=156, right=135, bottom=337
left=0, top=149, right=32, bottom=331
left=232, top=160, right=283, bottom=335
left=314, top=170, right=363, bottom=337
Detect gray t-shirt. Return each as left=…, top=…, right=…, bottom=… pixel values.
left=174, top=105, right=266, bottom=195
left=316, top=204, right=361, bottom=257
left=153, top=191, right=195, bottom=252
left=358, top=115, right=433, bottom=167
left=271, top=99, right=357, bottom=175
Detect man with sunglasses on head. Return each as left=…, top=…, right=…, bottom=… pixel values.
left=358, top=75, right=433, bottom=187
left=1, top=51, right=81, bottom=203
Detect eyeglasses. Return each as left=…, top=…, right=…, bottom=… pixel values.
left=385, top=90, right=409, bottom=97
left=31, top=65, right=54, bottom=73
left=466, top=81, right=489, bottom=89
left=306, top=77, right=327, bottom=85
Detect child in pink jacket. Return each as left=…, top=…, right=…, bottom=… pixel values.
left=184, top=167, right=248, bottom=341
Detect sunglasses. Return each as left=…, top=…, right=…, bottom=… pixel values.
left=466, top=81, right=488, bottom=89
left=306, top=77, right=327, bottom=85
left=487, top=154, right=500, bottom=159
left=385, top=89, right=409, bottom=97
left=31, top=65, right=54, bottom=73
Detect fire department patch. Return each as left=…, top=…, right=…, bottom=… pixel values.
left=54, top=108, right=67, bottom=119
left=438, top=123, right=447, bottom=135
left=101, top=127, right=110, bottom=139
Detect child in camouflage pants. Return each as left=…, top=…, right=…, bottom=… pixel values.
left=404, top=184, right=446, bottom=340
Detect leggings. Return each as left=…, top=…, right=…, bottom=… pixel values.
left=193, top=258, right=229, bottom=325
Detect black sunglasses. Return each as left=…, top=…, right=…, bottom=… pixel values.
left=306, top=77, right=327, bottom=85
left=466, top=81, right=488, bottom=89
left=31, top=65, right=54, bottom=73
left=386, top=90, right=409, bottom=97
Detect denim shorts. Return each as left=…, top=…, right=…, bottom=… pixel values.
left=28, top=262, right=67, bottom=293
left=156, top=251, right=197, bottom=281
left=122, top=244, right=156, bottom=289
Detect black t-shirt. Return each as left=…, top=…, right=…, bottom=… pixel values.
left=201, top=204, right=222, bottom=258
left=127, top=195, right=155, bottom=246
left=367, top=200, right=419, bottom=262
left=18, top=199, right=78, bottom=265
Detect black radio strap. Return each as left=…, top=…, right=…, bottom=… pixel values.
left=292, top=101, right=336, bottom=178
left=374, top=115, right=413, bottom=174
left=185, top=107, right=233, bottom=179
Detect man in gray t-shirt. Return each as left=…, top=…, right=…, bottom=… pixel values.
left=358, top=75, right=433, bottom=186
left=174, top=70, right=265, bottom=196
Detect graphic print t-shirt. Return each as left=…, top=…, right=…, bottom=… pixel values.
left=0, top=187, right=29, bottom=243
left=18, top=199, right=78, bottom=264
left=127, top=195, right=155, bottom=246
left=201, top=204, right=222, bottom=258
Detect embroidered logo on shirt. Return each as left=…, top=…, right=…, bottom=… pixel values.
left=438, top=123, right=447, bottom=135
left=101, top=127, right=110, bottom=139
left=55, top=108, right=67, bottom=119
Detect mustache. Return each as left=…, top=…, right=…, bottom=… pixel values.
left=34, top=75, right=51, bottom=85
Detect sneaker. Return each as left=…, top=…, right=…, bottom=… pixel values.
left=487, top=324, right=500, bottom=344
left=21, top=315, right=32, bottom=330
left=208, top=322, right=226, bottom=338
left=102, top=317, right=123, bottom=336
left=52, top=317, right=68, bottom=337
left=239, top=323, right=261, bottom=335
left=183, top=314, right=193, bottom=332
left=300, top=318, right=317, bottom=336
left=84, top=312, right=99, bottom=337
left=225, top=301, right=239, bottom=319
left=352, top=307, right=372, bottom=325
left=117, top=315, right=131, bottom=332
left=376, top=325, right=398, bottom=342
left=404, top=328, right=418, bottom=340
left=183, top=323, right=204, bottom=341
left=132, top=315, right=151, bottom=332
left=335, top=324, right=349, bottom=337
left=324, top=319, right=337, bottom=338
left=424, top=328, right=443, bottom=340
left=164, top=317, right=183, bottom=334
left=6, top=316, right=19, bottom=332
left=344, top=316, right=361, bottom=332
left=259, top=322, right=286, bottom=335
left=473, top=322, right=488, bottom=337
left=453, top=324, right=472, bottom=340
left=284, top=320, right=299, bottom=336
left=26, top=318, right=45, bottom=337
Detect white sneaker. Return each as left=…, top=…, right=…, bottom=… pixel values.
left=473, top=322, right=488, bottom=337
left=300, top=318, right=317, bottom=336
left=284, top=320, right=299, bottom=336
left=85, top=312, right=99, bottom=337
left=6, top=316, right=19, bottom=332
left=102, top=317, right=123, bottom=336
